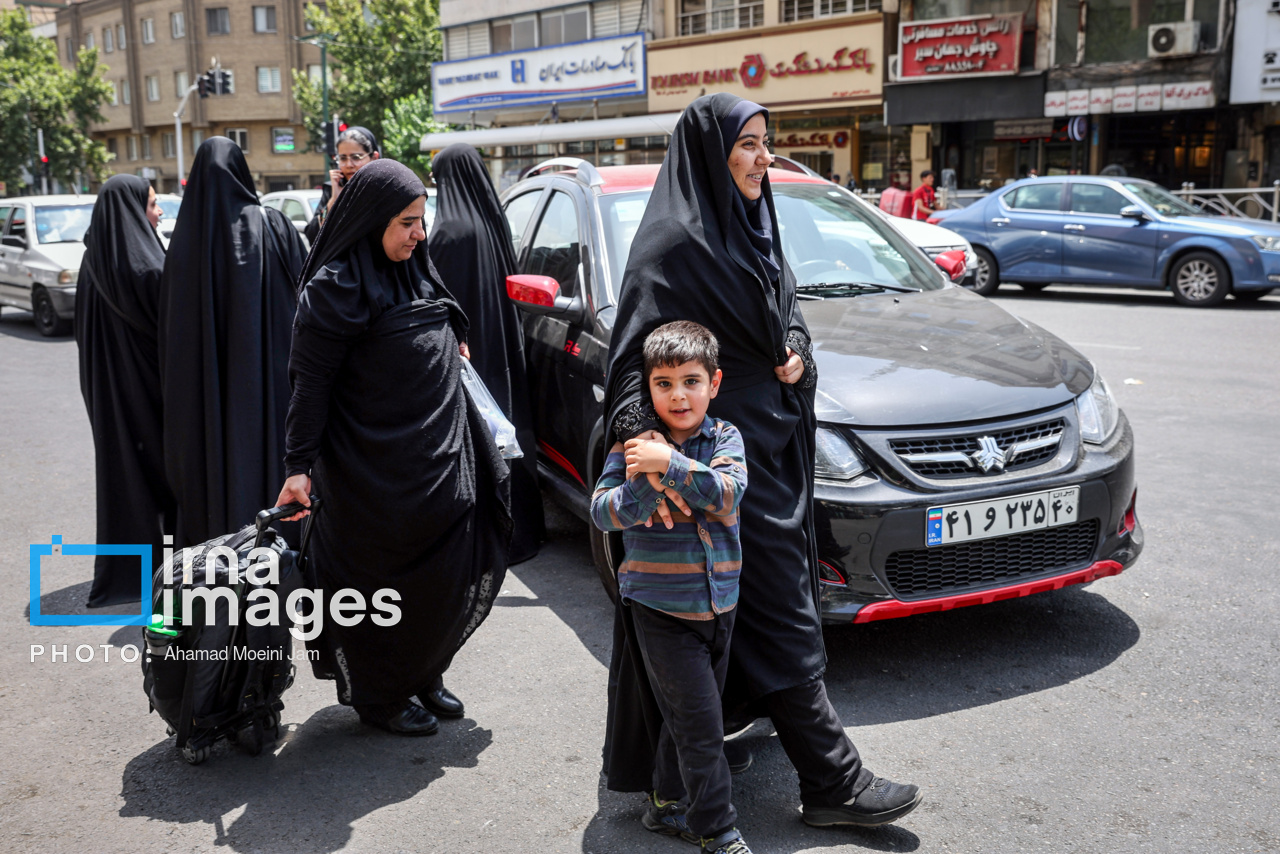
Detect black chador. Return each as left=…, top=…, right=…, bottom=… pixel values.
left=428, top=143, right=544, bottom=563
left=157, top=137, right=307, bottom=548
left=74, top=175, right=175, bottom=606
left=285, top=158, right=512, bottom=705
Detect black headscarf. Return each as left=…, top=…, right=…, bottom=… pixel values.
left=158, top=136, right=308, bottom=547
left=721, top=99, right=780, bottom=282
left=428, top=144, right=543, bottom=563
left=75, top=174, right=175, bottom=606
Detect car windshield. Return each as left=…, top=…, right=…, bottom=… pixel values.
left=34, top=205, right=95, bottom=244
left=1122, top=182, right=1200, bottom=217
left=598, top=183, right=942, bottom=298
left=308, top=197, right=321, bottom=213
left=157, top=198, right=182, bottom=220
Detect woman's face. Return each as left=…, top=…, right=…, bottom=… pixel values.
left=145, top=187, right=161, bottom=228
left=727, top=113, right=772, bottom=201
left=337, top=139, right=379, bottom=181
left=382, top=196, right=427, bottom=262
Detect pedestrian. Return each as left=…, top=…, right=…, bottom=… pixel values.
left=592, top=320, right=753, bottom=854
left=275, top=159, right=512, bottom=735
left=305, top=126, right=381, bottom=246
left=911, top=169, right=937, bottom=221
left=428, top=143, right=544, bottom=564
left=157, top=137, right=308, bottom=548
left=845, top=172, right=858, bottom=191
left=74, top=175, right=176, bottom=606
left=601, top=93, right=921, bottom=831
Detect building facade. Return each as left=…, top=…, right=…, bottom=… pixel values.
left=56, top=0, right=325, bottom=193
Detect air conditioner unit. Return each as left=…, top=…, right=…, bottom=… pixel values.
left=888, top=54, right=900, bottom=82
left=1148, top=20, right=1201, bottom=58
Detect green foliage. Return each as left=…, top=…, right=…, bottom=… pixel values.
left=0, top=10, right=114, bottom=192
left=381, top=91, right=450, bottom=179
left=292, top=0, right=448, bottom=158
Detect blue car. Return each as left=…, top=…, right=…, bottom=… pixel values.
left=930, top=176, right=1280, bottom=306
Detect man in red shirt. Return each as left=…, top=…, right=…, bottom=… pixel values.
left=911, top=170, right=936, bottom=221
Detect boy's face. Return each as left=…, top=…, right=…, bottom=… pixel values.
left=648, top=360, right=722, bottom=440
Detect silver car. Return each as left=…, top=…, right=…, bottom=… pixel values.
left=0, top=195, right=96, bottom=337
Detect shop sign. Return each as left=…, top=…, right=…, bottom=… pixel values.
left=774, top=130, right=851, bottom=149
left=1229, top=0, right=1280, bottom=103
left=1044, top=81, right=1212, bottom=116
left=1067, top=90, right=1090, bottom=115
left=431, top=34, right=646, bottom=114
left=1136, top=84, right=1163, bottom=110
left=1112, top=86, right=1137, bottom=112
left=647, top=22, right=880, bottom=111
left=273, top=128, right=296, bottom=153
left=1043, top=91, right=1067, bottom=116
left=1088, top=87, right=1112, bottom=113
left=992, top=118, right=1053, bottom=139
left=1162, top=80, right=1214, bottom=109
left=897, top=13, right=1021, bottom=80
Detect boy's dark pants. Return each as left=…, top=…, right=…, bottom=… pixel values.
left=631, top=602, right=738, bottom=838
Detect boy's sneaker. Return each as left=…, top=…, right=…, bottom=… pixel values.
left=641, top=792, right=698, bottom=843
left=699, top=829, right=753, bottom=854
left=801, top=775, right=923, bottom=828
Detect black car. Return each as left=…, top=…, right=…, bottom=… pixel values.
left=499, top=159, right=1142, bottom=623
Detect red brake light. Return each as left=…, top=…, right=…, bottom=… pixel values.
left=506, top=274, right=560, bottom=307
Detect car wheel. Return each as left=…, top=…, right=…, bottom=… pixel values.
left=1233, top=287, right=1273, bottom=302
left=32, top=288, right=71, bottom=337
left=969, top=247, right=1000, bottom=296
left=1019, top=282, right=1049, bottom=293
left=1170, top=252, right=1230, bottom=307
left=589, top=527, right=620, bottom=604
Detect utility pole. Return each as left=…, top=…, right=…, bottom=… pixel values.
left=37, top=128, right=47, bottom=195
left=298, top=34, right=336, bottom=171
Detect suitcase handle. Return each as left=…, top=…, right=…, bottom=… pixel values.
left=255, top=496, right=321, bottom=532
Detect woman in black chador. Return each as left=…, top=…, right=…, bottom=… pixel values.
left=158, top=137, right=307, bottom=548
left=75, top=175, right=175, bottom=606
left=276, top=159, right=512, bottom=735
left=602, top=94, right=922, bottom=828
left=428, top=143, right=544, bottom=563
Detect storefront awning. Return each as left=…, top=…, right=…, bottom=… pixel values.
left=421, top=112, right=683, bottom=152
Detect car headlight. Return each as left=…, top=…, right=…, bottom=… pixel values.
left=58, top=269, right=79, bottom=285
left=814, top=427, right=869, bottom=481
left=1077, top=371, right=1119, bottom=444
left=1251, top=235, right=1280, bottom=252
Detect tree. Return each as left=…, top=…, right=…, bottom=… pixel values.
left=0, top=10, right=114, bottom=192
left=381, top=90, right=450, bottom=180
left=293, top=0, right=446, bottom=154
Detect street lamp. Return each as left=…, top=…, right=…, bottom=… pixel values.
left=297, top=33, right=337, bottom=171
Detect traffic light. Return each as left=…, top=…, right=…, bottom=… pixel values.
left=321, top=120, right=336, bottom=157
left=40, top=154, right=50, bottom=180
left=217, top=70, right=232, bottom=94
left=197, top=69, right=215, bottom=98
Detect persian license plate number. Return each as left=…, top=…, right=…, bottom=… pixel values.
left=926, top=487, right=1080, bottom=547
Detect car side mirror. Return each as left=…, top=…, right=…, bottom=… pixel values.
left=506, top=274, right=585, bottom=323
left=934, top=249, right=967, bottom=283
left=1119, top=205, right=1148, bottom=221
left=1, top=235, right=26, bottom=249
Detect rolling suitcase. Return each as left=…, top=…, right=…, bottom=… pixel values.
left=141, top=499, right=319, bottom=764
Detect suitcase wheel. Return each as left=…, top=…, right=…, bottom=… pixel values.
left=180, top=744, right=210, bottom=765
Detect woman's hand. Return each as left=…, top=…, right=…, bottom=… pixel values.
left=327, top=170, right=344, bottom=210
left=459, top=341, right=471, bottom=361
left=775, top=347, right=805, bottom=385
left=275, top=474, right=313, bottom=521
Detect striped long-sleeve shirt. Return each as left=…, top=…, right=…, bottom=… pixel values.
left=589, top=416, right=748, bottom=620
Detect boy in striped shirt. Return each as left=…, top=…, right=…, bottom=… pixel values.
left=591, top=321, right=753, bottom=854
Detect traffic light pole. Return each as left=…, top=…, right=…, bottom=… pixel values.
left=173, top=82, right=199, bottom=195
left=36, top=128, right=47, bottom=195
left=321, top=41, right=332, bottom=171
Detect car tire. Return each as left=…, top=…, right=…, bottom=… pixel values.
left=589, top=527, right=620, bottom=604
left=969, top=247, right=1000, bottom=296
left=1019, top=282, right=1049, bottom=293
left=1233, top=287, right=1273, bottom=302
left=32, top=288, right=71, bottom=337
left=1170, top=252, right=1231, bottom=307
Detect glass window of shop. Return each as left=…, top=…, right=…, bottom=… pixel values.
left=856, top=115, right=911, bottom=192
left=1054, top=0, right=1219, bottom=64
left=912, top=0, right=1023, bottom=18
left=781, top=0, right=880, bottom=23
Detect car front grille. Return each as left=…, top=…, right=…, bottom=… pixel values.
left=888, top=418, right=1066, bottom=478
left=882, top=518, right=1099, bottom=599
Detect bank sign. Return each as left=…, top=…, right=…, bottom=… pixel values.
left=898, top=13, right=1021, bottom=79
left=431, top=34, right=646, bottom=114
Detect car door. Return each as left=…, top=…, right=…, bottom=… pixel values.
left=0, top=206, right=16, bottom=303
left=2, top=205, right=34, bottom=308
left=986, top=182, right=1065, bottom=281
left=1061, top=182, right=1160, bottom=284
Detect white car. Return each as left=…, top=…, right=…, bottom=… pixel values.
left=260, top=189, right=323, bottom=238
left=155, top=193, right=183, bottom=247
left=0, top=194, right=96, bottom=336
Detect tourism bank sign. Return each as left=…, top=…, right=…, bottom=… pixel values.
left=431, top=33, right=646, bottom=114
left=898, top=13, right=1022, bottom=79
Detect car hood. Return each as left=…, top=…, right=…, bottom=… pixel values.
left=802, top=287, right=1094, bottom=427
left=1163, top=214, right=1280, bottom=238
left=889, top=216, right=970, bottom=249
left=29, top=242, right=86, bottom=270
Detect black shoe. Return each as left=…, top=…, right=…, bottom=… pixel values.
left=640, top=792, right=698, bottom=843
left=418, top=685, right=465, bottom=719
left=700, top=828, right=753, bottom=854
left=356, top=701, right=440, bottom=736
left=802, top=776, right=922, bottom=828
left=723, top=739, right=753, bottom=775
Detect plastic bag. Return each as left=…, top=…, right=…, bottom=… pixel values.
left=460, top=358, right=524, bottom=459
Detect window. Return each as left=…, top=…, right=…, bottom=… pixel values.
left=257, top=66, right=282, bottom=92
left=1055, top=0, right=1216, bottom=65
left=504, top=191, right=543, bottom=254
left=106, top=138, right=118, bottom=158
left=253, top=6, right=277, bottom=32
left=206, top=8, right=230, bottom=35
left=445, top=23, right=490, bottom=59
left=171, top=11, right=185, bottom=38
left=512, top=14, right=538, bottom=49
left=108, top=80, right=119, bottom=106
left=491, top=19, right=512, bottom=52
left=591, top=0, right=644, bottom=36
left=127, top=135, right=138, bottom=161
left=141, top=17, right=155, bottom=43
left=226, top=127, right=249, bottom=150
left=117, top=23, right=126, bottom=49
left=142, top=135, right=153, bottom=160
left=103, top=27, right=114, bottom=52
left=192, top=129, right=206, bottom=149
left=121, top=79, right=131, bottom=104
left=85, top=31, right=94, bottom=50
left=146, top=75, right=159, bottom=101
left=65, top=37, right=74, bottom=61
left=1004, top=182, right=1064, bottom=211
left=1069, top=183, right=1130, bottom=215
left=541, top=6, right=590, bottom=46
left=524, top=192, right=581, bottom=295
left=175, top=70, right=188, bottom=97
left=680, top=0, right=763, bottom=33
left=781, top=0, right=876, bottom=21
left=162, top=132, right=176, bottom=158
left=307, top=63, right=323, bottom=83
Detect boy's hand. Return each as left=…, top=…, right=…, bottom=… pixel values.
left=624, top=436, right=672, bottom=478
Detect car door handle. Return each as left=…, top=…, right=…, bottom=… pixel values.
left=991, top=217, right=1010, bottom=225
left=1063, top=224, right=1085, bottom=231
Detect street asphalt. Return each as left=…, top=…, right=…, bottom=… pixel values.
left=0, top=284, right=1276, bottom=854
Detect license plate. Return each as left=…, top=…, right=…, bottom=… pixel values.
left=926, top=486, right=1080, bottom=547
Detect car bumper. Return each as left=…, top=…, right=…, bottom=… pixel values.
left=813, top=414, right=1141, bottom=624
left=46, top=285, right=77, bottom=318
